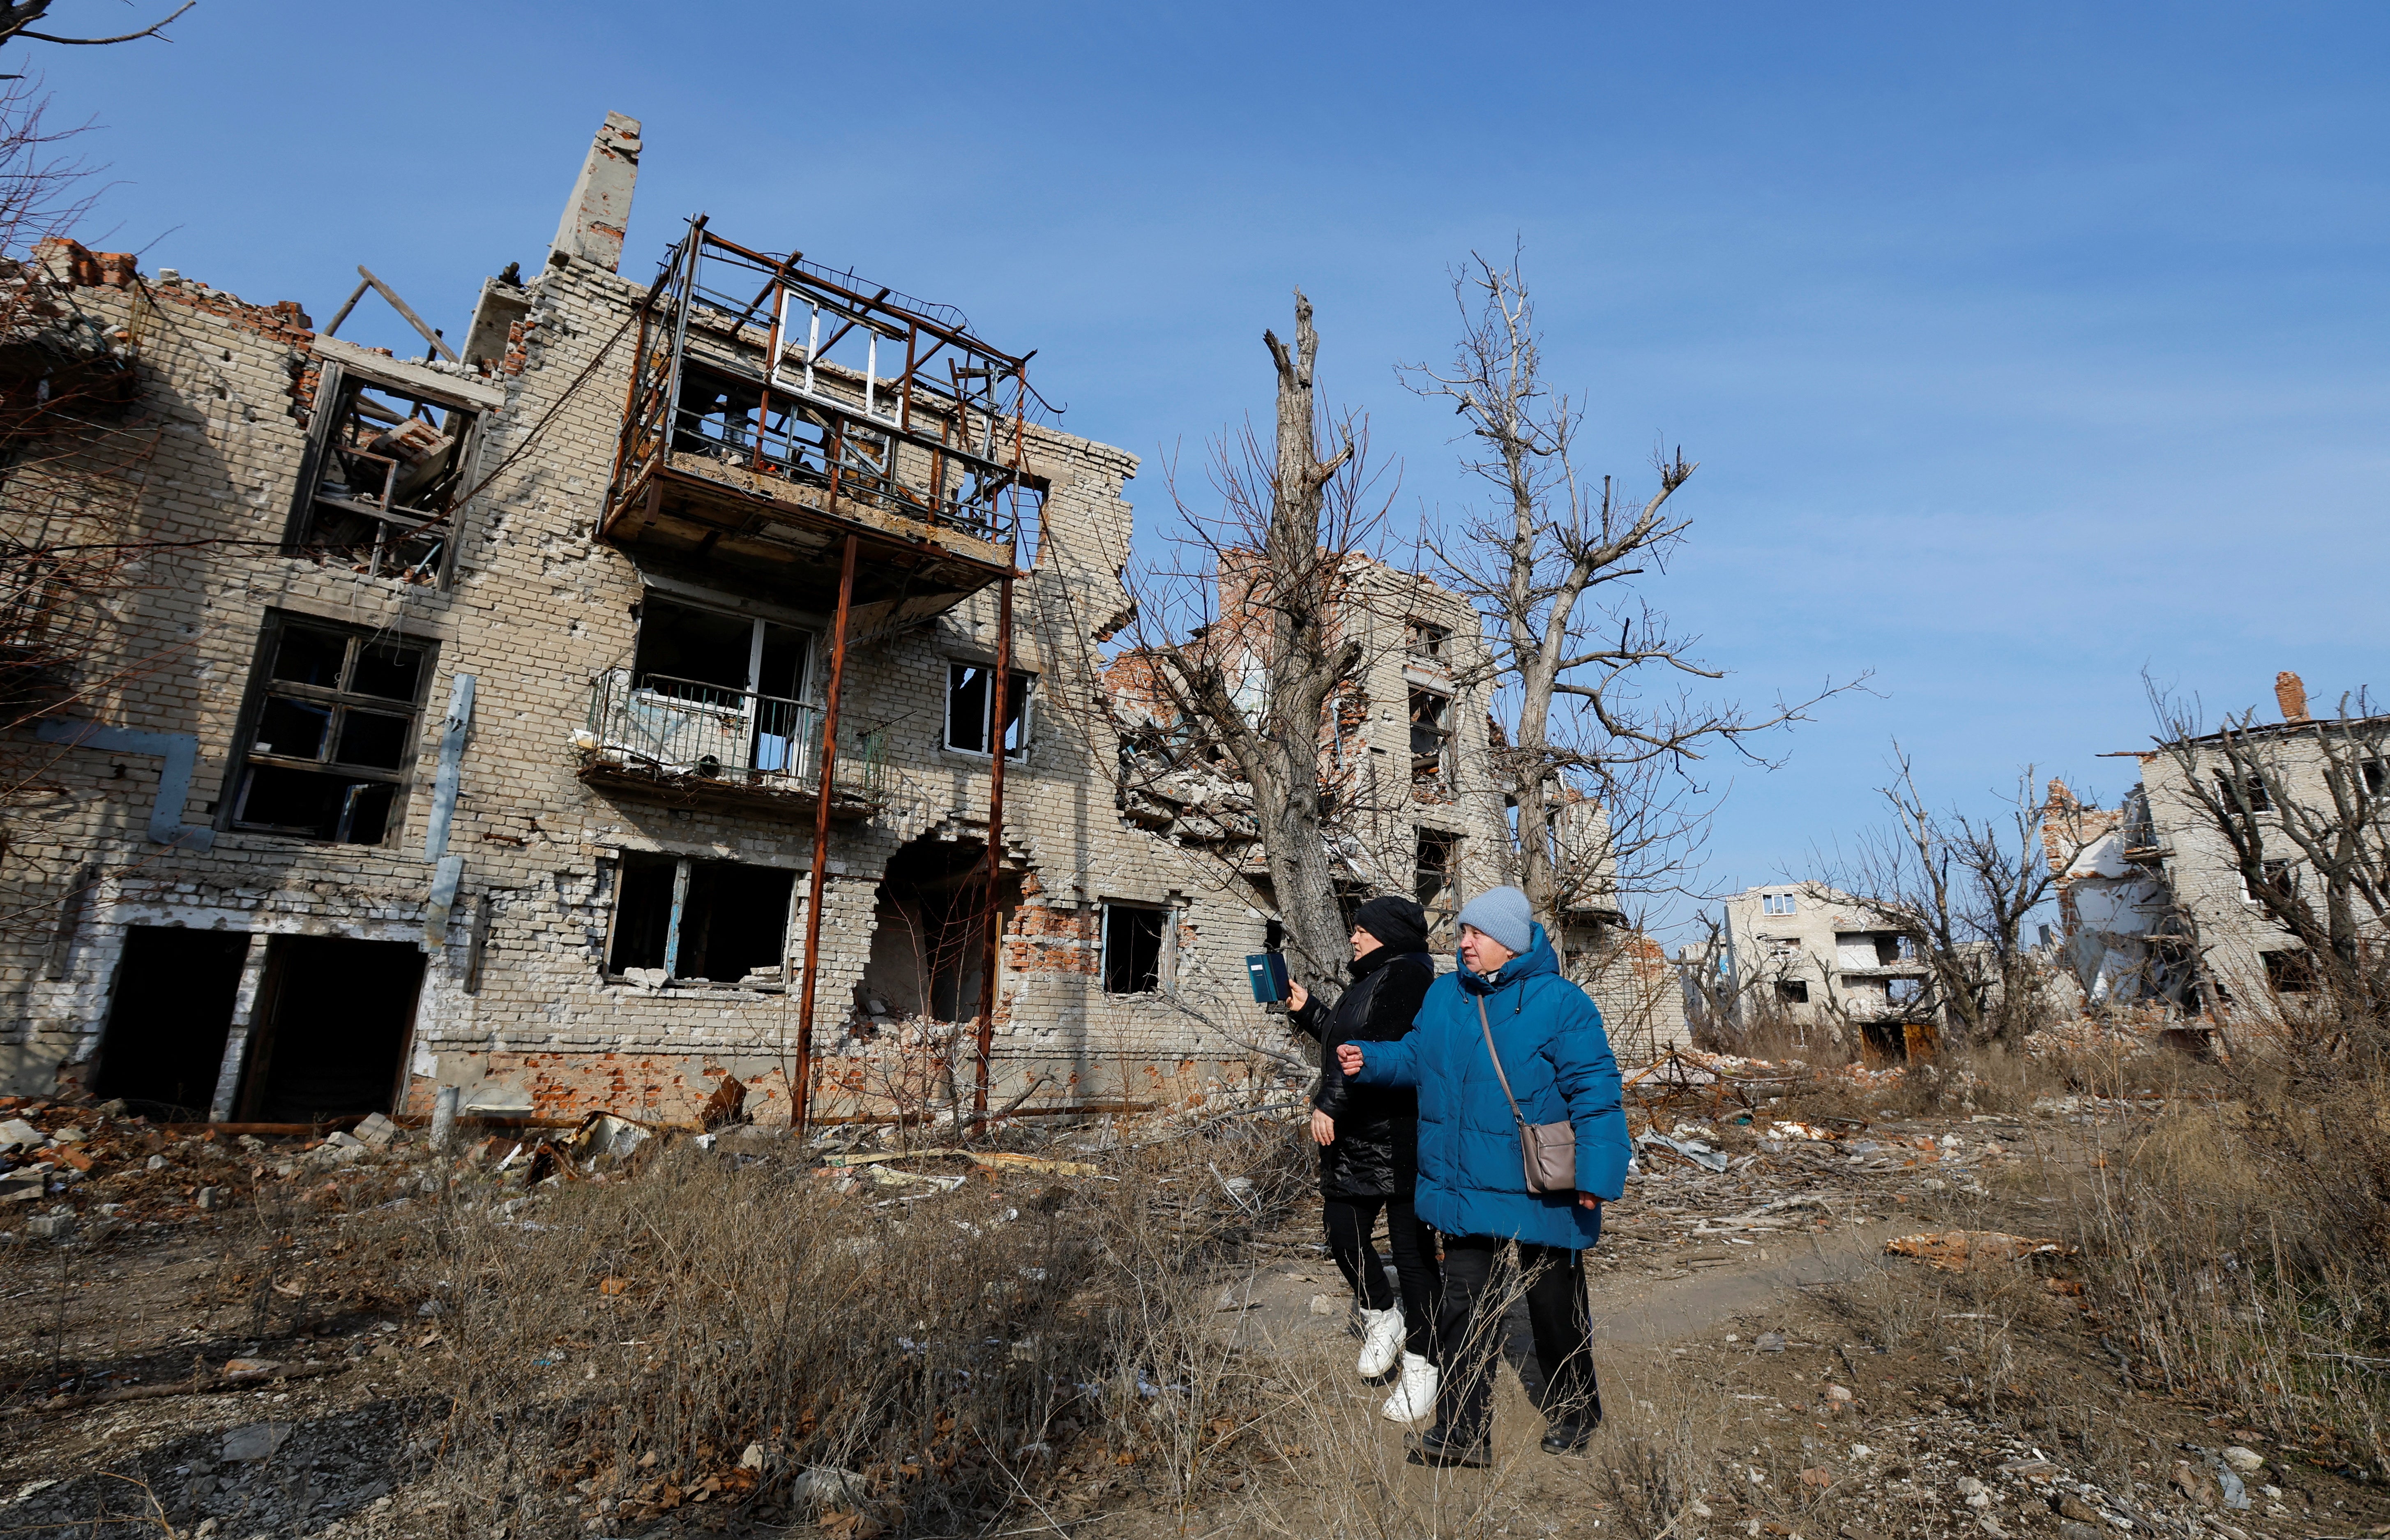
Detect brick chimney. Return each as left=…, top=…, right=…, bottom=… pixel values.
left=2276, top=670, right=2309, bottom=722
left=549, top=111, right=642, bottom=274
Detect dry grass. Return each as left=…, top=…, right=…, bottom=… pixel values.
left=2067, top=1067, right=2390, bottom=1476
left=364, top=1119, right=1311, bottom=1537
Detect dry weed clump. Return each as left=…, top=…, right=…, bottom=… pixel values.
left=2071, top=1050, right=2390, bottom=1475
left=383, top=1120, right=1306, bottom=1537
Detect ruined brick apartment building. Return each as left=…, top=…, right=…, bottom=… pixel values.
left=0, top=113, right=1677, bottom=1127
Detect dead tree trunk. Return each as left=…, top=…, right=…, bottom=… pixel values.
left=1154, top=293, right=1360, bottom=986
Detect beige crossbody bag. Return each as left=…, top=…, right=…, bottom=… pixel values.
left=1476, top=996, right=1577, bottom=1195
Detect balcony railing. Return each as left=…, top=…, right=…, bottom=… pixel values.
left=581, top=669, right=887, bottom=807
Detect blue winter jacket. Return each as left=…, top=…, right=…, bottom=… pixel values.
left=1349, top=924, right=1628, bottom=1249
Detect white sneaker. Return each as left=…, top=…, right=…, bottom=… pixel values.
left=1381, top=1352, right=1438, bottom=1424
left=1356, top=1306, right=1405, bottom=1377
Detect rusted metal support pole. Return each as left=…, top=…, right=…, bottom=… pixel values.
left=971, top=575, right=1014, bottom=1115
left=792, top=533, right=859, bottom=1137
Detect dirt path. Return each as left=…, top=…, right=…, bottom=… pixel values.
left=1588, top=1217, right=1899, bottom=1346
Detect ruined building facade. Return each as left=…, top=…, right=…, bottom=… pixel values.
left=1708, top=883, right=1934, bottom=1058
left=2063, top=670, right=2390, bottom=1018
left=0, top=115, right=1286, bottom=1124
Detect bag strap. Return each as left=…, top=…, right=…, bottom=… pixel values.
left=1476, top=995, right=1530, bottom=1130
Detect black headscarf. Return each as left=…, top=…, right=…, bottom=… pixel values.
left=1351, top=894, right=1429, bottom=957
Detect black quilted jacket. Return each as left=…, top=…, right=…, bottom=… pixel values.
left=1288, top=948, right=1435, bottom=1198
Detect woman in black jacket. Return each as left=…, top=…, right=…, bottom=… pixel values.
left=1286, top=895, right=1440, bottom=1422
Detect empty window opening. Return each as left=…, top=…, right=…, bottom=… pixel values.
left=2242, top=859, right=2296, bottom=906
left=597, top=596, right=817, bottom=779
left=1835, top=931, right=1910, bottom=968
left=1761, top=893, right=1798, bottom=916
left=2364, top=758, right=2387, bottom=795
left=1103, top=904, right=1167, bottom=995
left=1409, top=689, right=1452, bottom=783
left=295, top=370, right=480, bottom=585
left=608, top=853, right=797, bottom=986
left=1887, top=976, right=1924, bottom=1005
left=230, top=616, right=430, bottom=845
left=2262, top=948, right=2316, bottom=993
left=237, top=936, right=424, bottom=1123
left=1415, top=827, right=1460, bottom=926
left=946, top=662, right=1034, bottom=757
left=1776, top=979, right=1810, bottom=1005
left=2215, top=770, right=2270, bottom=813
left=94, top=927, right=250, bottom=1119
left=1405, top=618, right=1450, bottom=661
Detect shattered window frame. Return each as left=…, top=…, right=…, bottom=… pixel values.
left=943, top=661, right=1036, bottom=760
left=1415, top=826, right=1461, bottom=932
left=2241, top=858, right=2296, bottom=906
left=1775, top=979, right=1811, bottom=1005
left=604, top=851, right=799, bottom=989
left=1100, top=901, right=1168, bottom=996
left=1408, top=688, right=1452, bottom=783
left=2213, top=769, right=2270, bottom=814
left=223, top=613, right=433, bottom=847
left=1405, top=618, right=1450, bottom=662
left=287, top=361, right=485, bottom=589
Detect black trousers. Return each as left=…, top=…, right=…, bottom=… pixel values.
left=1434, top=1233, right=1598, bottom=1442
left=1322, top=1194, right=1440, bottom=1361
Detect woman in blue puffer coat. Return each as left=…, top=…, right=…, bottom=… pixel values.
left=1338, top=885, right=1628, bottom=1467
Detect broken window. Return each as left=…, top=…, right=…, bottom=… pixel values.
left=2214, top=770, right=2270, bottom=813
left=1761, top=893, right=1798, bottom=916
left=1776, top=979, right=1810, bottom=1005
left=1415, top=827, right=1460, bottom=927
left=1409, top=689, right=1451, bottom=783
left=2364, top=758, right=2387, bottom=796
left=1102, top=903, right=1166, bottom=995
left=292, top=366, right=481, bottom=585
left=607, top=853, right=797, bottom=986
left=1406, top=618, right=1450, bottom=662
left=227, top=616, right=430, bottom=845
left=2262, top=948, right=2315, bottom=993
left=2242, top=859, right=2296, bottom=906
left=946, top=662, right=1034, bottom=757
left=595, top=595, right=818, bottom=778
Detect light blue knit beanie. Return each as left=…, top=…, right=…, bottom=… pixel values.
left=1455, top=885, right=1534, bottom=955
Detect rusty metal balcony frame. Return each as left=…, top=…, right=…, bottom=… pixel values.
left=604, top=219, right=1039, bottom=557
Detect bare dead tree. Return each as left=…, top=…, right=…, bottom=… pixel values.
left=0, top=2, right=194, bottom=60
left=2145, top=678, right=2390, bottom=1039
left=1402, top=252, right=1859, bottom=936
left=1119, top=291, right=1394, bottom=988
left=1810, top=749, right=2083, bottom=1047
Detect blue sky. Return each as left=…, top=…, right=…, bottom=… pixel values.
left=39, top=2, right=2390, bottom=937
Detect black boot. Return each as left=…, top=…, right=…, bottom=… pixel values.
left=1540, top=1418, right=1594, bottom=1456
left=1406, top=1425, right=1491, bottom=1468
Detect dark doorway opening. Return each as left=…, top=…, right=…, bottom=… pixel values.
left=240, top=936, right=425, bottom=1123
left=1858, top=1019, right=1909, bottom=1065
left=95, top=927, right=250, bottom=1119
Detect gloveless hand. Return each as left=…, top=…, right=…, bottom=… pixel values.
left=1287, top=981, right=1310, bottom=1012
